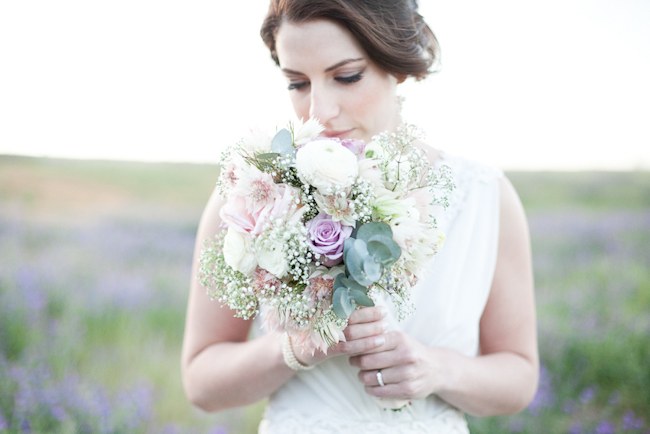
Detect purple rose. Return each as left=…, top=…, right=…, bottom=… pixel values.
left=306, top=213, right=353, bottom=266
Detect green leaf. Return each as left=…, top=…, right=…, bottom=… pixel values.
left=362, top=257, right=382, bottom=282
left=271, top=128, right=294, bottom=156
left=332, top=287, right=355, bottom=319
left=367, top=240, right=394, bottom=264
left=350, top=288, right=374, bottom=307
left=256, top=152, right=280, bottom=161
left=341, top=276, right=367, bottom=293
left=356, top=222, right=392, bottom=242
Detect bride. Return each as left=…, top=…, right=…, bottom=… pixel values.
left=181, top=1, right=539, bottom=432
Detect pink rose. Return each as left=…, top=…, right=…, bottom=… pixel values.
left=219, top=196, right=257, bottom=234
left=220, top=185, right=304, bottom=236
left=306, top=213, right=353, bottom=266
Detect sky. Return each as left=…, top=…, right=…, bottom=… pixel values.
left=1, top=0, right=649, bottom=170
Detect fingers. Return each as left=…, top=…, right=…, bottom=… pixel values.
left=344, top=318, right=388, bottom=341
left=333, top=334, right=386, bottom=356
left=331, top=307, right=388, bottom=355
left=347, top=306, right=387, bottom=325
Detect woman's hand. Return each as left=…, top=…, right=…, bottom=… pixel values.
left=349, top=330, right=453, bottom=401
left=293, top=306, right=389, bottom=367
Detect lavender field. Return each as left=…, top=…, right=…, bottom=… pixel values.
left=1, top=156, right=649, bottom=433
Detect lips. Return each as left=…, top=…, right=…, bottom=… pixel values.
left=322, top=129, right=354, bottom=139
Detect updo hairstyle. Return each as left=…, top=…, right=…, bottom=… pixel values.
left=260, top=0, right=440, bottom=80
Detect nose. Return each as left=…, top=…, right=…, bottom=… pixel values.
left=308, top=85, right=339, bottom=124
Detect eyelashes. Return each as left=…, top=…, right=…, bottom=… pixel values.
left=335, top=72, right=363, bottom=84
left=287, top=81, right=308, bottom=91
left=287, top=72, right=364, bottom=91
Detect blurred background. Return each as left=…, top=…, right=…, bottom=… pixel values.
left=1, top=0, right=649, bottom=433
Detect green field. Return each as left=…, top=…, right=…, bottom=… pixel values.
left=1, top=155, right=648, bottom=433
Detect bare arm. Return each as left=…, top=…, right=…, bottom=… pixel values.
left=352, top=176, right=539, bottom=416
left=180, top=189, right=294, bottom=411
left=181, top=189, right=387, bottom=412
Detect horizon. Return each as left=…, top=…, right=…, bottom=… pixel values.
left=1, top=0, right=649, bottom=171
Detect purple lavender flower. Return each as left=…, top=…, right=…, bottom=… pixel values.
left=569, top=422, right=583, bottom=434
left=622, top=411, right=645, bottom=430
left=579, top=387, right=596, bottom=405
left=595, top=420, right=616, bottom=434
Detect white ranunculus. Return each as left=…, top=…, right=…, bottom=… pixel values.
left=256, top=239, right=289, bottom=278
left=295, top=139, right=359, bottom=192
left=222, top=227, right=257, bottom=275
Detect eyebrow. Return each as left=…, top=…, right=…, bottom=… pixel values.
left=281, top=57, right=364, bottom=76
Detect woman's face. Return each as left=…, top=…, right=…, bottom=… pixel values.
left=275, top=19, right=401, bottom=143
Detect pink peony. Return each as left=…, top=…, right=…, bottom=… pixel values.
left=306, top=213, right=353, bottom=266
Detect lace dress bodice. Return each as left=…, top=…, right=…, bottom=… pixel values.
left=259, top=154, right=503, bottom=433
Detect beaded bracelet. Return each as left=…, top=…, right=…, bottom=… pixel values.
left=281, top=332, right=314, bottom=371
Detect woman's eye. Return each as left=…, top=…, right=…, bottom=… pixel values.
left=336, top=73, right=363, bottom=84
left=288, top=81, right=309, bottom=91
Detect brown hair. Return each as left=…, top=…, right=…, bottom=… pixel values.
left=260, top=0, right=439, bottom=80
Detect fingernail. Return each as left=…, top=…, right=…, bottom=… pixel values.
left=374, top=336, right=385, bottom=346
left=379, top=307, right=388, bottom=317
left=381, top=322, right=389, bottom=332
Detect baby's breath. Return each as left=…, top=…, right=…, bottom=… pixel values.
left=199, top=233, right=258, bottom=319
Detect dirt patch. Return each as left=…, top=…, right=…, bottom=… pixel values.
left=1, top=164, right=135, bottom=223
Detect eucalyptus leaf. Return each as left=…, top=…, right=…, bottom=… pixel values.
left=342, top=276, right=367, bottom=293
left=367, top=240, right=394, bottom=264
left=332, top=287, right=355, bottom=319
left=350, top=238, right=369, bottom=258
left=350, top=288, right=374, bottom=307
left=362, top=257, right=382, bottom=282
left=356, top=222, right=392, bottom=242
left=271, top=128, right=295, bottom=156
left=346, top=250, right=372, bottom=286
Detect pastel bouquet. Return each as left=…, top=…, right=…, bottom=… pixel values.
left=199, top=119, right=454, bottom=353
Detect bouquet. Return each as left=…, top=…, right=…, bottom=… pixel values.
left=199, top=119, right=454, bottom=354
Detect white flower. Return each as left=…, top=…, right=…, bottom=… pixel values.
left=295, top=139, right=359, bottom=192
left=363, top=139, right=384, bottom=160
left=256, top=238, right=289, bottom=278
left=222, top=227, right=257, bottom=275
left=373, top=190, right=416, bottom=221
left=357, top=158, right=384, bottom=189
left=313, top=192, right=356, bottom=227
left=239, top=126, right=274, bottom=154
left=293, top=118, right=325, bottom=145
left=391, top=217, right=445, bottom=275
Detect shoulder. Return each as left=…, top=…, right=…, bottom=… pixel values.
left=430, top=151, right=504, bottom=225
left=438, top=152, right=504, bottom=186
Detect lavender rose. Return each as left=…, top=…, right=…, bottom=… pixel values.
left=306, top=213, right=353, bottom=266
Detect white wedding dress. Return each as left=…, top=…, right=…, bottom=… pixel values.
left=258, top=154, right=503, bottom=433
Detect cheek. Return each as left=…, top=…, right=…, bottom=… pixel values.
left=351, top=82, right=394, bottom=128
left=290, top=93, right=310, bottom=119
